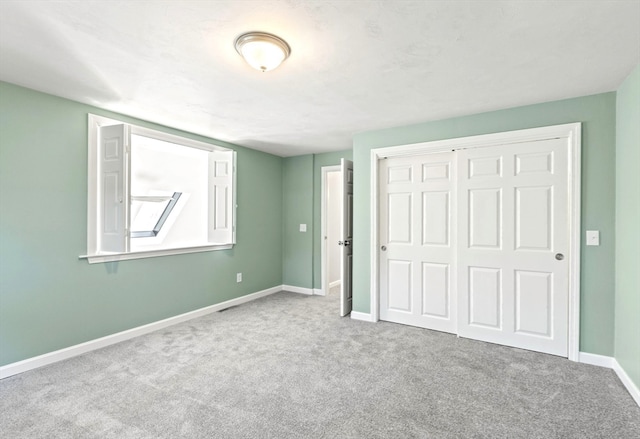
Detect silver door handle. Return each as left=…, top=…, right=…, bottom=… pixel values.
left=381, top=245, right=387, bottom=251
left=555, top=253, right=564, bottom=261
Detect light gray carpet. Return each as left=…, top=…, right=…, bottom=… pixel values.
left=1, top=290, right=638, bottom=438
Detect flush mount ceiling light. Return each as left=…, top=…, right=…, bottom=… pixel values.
left=234, top=31, right=291, bottom=72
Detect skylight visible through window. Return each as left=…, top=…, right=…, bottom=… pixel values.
left=84, top=114, right=236, bottom=263
left=130, top=192, right=182, bottom=238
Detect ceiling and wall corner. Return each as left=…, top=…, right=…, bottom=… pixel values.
left=0, top=1, right=638, bottom=156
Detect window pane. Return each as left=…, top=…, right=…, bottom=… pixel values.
left=131, top=192, right=182, bottom=238
left=131, top=199, right=171, bottom=234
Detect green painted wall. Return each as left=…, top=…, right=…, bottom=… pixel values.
left=615, top=64, right=640, bottom=388
left=312, top=150, right=353, bottom=290
left=1, top=78, right=632, bottom=368
left=281, top=150, right=353, bottom=291
left=0, top=82, right=283, bottom=366
left=282, top=154, right=314, bottom=288
left=353, top=92, right=617, bottom=356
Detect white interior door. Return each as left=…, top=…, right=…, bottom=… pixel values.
left=379, top=152, right=457, bottom=333
left=457, top=138, right=569, bottom=356
left=340, top=159, right=354, bottom=316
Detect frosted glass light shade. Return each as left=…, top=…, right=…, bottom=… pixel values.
left=235, top=32, right=291, bottom=72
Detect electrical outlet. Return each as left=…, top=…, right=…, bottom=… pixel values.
left=299, top=224, right=307, bottom=232
left=236, top=272, right=242, bottom=282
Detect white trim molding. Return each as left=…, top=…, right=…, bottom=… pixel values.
left=80, top=243, right=234, bottom=264
left=321, top=165, right=342, bottom=300
left=613, top=359, right=640, bottom=406
left=578, top=352, right=614, bottom=368
left=578, top=352, right=640, bottom=407
left=0, top=285, right=282, bottom=380
left=350, top=311, right=376, bottom=322
left=370, top=123, right=582, bottom=361
left=313, top=288, right=325, bottom=296
left=282, top=285, right=314, bottom=295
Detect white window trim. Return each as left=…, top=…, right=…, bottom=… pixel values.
left=82, top=114, right=236, bottom=264
left=80, top=244, right=233, bottom=264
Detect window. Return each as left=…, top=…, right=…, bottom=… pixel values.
left=84, top=114, right=236, bottom=263
left=130, top=192, right=182, bottom=238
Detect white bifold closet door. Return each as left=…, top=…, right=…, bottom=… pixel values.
left=380, top=137, right=569, bottom=357
left=379, top=152, right=457, bottom=334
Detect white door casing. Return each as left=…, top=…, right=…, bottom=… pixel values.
left=370, top=123, right=581, bottom=360
left=321, top=166, right=342, bottom=297
left=379, top=152, right=457, bottom=333
left=340, top=159, right=354, bottom=316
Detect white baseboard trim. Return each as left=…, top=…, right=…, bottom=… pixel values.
left=313, top=288, right=325, bottom=296
left=329, top=280, right=341, bottom=289
left=282, top=285, right=313, bottom=295
left=613, top=359, right=640, bottom=407
left=350, top=311, right=376, bottom=322
left=0, top=285, right=282, bottom=380
left=578, top=351, right=639, bottom=407
left=578, top=352, right=614, bottom=368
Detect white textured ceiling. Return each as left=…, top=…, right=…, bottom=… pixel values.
left=1, top=1, right=639, bottom=156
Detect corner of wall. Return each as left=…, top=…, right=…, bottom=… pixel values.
left=281, top=155, right=314, bottom=288
left=614, top=63, right=640, bottom=392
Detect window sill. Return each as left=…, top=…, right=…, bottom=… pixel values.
left=79, top=244, right=234, bottom=264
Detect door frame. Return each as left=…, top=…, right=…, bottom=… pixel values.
left=370, top=123, right=582, bottom=361
left=321, top=165, right=342, bottom=297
